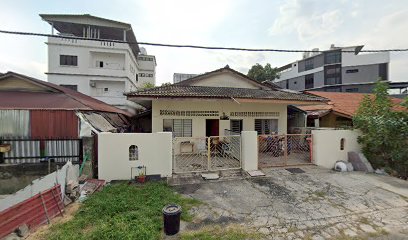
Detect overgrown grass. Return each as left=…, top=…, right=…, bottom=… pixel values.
left=180, top=225, right=263, bottom=240
left=43, top=181, right=200, bottom=240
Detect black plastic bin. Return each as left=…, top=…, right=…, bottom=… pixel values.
left=162, top=204, right=182, bottom=235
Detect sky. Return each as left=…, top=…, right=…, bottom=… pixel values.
left=0, top=0, right=407, bottom=85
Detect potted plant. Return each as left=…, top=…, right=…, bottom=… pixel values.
left=136, top=171, right=146, bottom=183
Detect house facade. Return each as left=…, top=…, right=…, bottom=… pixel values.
left=274, top=45, right=389, bottom=93
left=298, top=91, right=406, bottom=128
left=0, top=71, right=131, bottom=140
left=127, top=66, right=326, bottom=137
left=40, top=14, right=156, bottom=113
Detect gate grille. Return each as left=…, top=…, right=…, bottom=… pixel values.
left=258, top=134, right=312, bottom=167
left=173, top=135, right=241, bottom=173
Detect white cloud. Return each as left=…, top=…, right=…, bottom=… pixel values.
left=269, top=0, right=344, bottom=41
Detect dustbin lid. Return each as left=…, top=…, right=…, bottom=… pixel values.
left=162, top=204, right=182, bottom=215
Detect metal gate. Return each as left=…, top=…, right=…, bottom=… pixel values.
left=258, top=134, right=312, bottom=168
left=173, top=135, right=241, bottom=173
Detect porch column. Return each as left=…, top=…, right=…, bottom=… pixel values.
left=241, top=131, right=258, bottom=171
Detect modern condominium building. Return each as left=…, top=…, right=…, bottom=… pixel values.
left=273, top=45, right=389, bottom=93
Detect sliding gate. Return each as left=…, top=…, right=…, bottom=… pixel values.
left=258, top=134, right=312, bottom=168
left=172, top=135, right=241, bottom=173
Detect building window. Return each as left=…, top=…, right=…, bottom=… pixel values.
left=129, top=145, right=138, bottom=161
left=324, top=50, right=341, bottom=64
left=379, top=63, right=388, bottom=80
left=345, top=88, right=358, bottom=92
left=324, top=64, right=341, bottom=85
left=97, top=61, right=104, bottom=68
left=346, top=69, right=359, bottom=73
left=286, top=80, right=289, bottom=89
left=230, top=119, right=243, bottom=134
left=325, top=87, right=341, bottom=92
left=60, top=55, right=78, bottom=66
left=305, top=74, right=314, bottom=89
left=104, top=88, right=109, bottom=92
left=254, top=119, right=278, bottom=135
left=163, top=119, right=192, bottom=137
left=340, top=138, right=345, bottom=150
left=305, top=58, right=314, bottom=71
left=60, top=84, right=78, bottom=91
left=136, top=74, right=139, bottom=82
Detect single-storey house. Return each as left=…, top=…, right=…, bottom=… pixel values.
left=299, top=91, right=406, bottom=128
left=126, top=66, right=326, bottom=137
left=0, top=71, right=131, bottom=139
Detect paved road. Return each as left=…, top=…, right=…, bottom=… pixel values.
left=176, top=166, right=408, bottom=239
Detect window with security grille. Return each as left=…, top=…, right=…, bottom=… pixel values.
left=60, top=55, right=78, bottom=66
left=163, top=119, right=192, bottom=137
left=230, top=119, right=243, bottom=134
left=254, top=119, right=278, bottom=135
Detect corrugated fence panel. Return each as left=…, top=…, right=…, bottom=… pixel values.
left=30, top=110, right=79, bottom=139
left=0, top=110, right=30, bottom=138
left=0, top=185, right=63, bottom=239
left=3, top=140, right=41, bottom=164
left=45, top=140, right=80, bottom=162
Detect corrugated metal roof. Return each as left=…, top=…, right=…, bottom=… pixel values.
left=0, top=72, right=131, bottom=116
left=78, top=112, right=116, bottom=132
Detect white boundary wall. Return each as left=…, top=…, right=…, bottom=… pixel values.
left=312, top=129, right=362, bottom=169
left=0, top=162, right=77, bottom=211
left=98, top=132, right=172, bottom=181
left=241, top=131, right=258, bottom=171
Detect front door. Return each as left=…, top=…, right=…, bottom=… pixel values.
left=206, top=119, right=219, bottom=137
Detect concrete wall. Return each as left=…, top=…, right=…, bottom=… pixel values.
left=312, top=129, right=361, bottom=169
left=98, top=132, right=172, bottom=181
left=152, top=100, right=288, bottom=137
left=0, top=162, right=77, bottom=211
left=341, top=51, right=389, bottom=67
left=342, top=65, right=381, bottom=84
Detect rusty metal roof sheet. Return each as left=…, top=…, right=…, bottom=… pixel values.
left=0, top=72, right=131, bottom=116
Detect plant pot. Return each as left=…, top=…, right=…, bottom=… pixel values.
left=137, top=175, right=146, bottom=183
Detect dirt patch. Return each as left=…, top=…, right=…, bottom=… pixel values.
left=174, top=184, right=202, bottom=194
left=26, top=202, right=81, bottom=240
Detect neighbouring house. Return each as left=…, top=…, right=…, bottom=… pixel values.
left=298, top=91, right=407, bottom=128
left=126, top=66, right=326, bottom=137
left=273, top=44, right=390, bottom=93
left=0, top=71, right=131, bottom=139
left=40, top=14, right=156, bottom=113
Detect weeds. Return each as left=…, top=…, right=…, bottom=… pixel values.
left=42, top=181, right=200, bottom=240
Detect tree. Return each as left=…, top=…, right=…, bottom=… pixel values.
left=247, top=63, right=280, bottom=82
left=140, top=82, right=155, bottom=89
left=353, top=81, right=408, bottom=178
left=161, top=82, right=172, bottom=87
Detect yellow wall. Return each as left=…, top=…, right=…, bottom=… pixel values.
left=189, top=72, right=261, bottom=89
left=152, top=99, right=287, bottom=137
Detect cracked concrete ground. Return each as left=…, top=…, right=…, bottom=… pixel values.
left=175, top=166, right=408, bottom=239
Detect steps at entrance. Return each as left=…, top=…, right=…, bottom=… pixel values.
left=168, top=169, right=245, bottom=186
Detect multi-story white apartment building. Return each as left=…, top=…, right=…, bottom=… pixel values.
left=274, top=45, right=390, bottom=93
left=173, top=73, right=199, bottom=84
left=40, top=14, right=156, bottom=113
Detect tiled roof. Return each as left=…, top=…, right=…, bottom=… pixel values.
left=0, top=71, right=131, bottom=116
left=126, top=85, right=327, bottom=102
left=299, top=91, right=406, bottom=118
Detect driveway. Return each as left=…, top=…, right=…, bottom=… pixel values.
left=175, top=166, right=408, bottom=239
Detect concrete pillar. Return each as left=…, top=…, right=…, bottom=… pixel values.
left=123, top=29, right=127, bottom=41
left=241, top=131, right=258, bottom=171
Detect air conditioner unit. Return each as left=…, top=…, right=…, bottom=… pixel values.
left=89, top=81, right=96, bottom=87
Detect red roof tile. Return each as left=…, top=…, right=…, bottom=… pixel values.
left=299, top=91, right=406, bottom=118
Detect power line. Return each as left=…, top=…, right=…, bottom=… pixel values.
left=1, top=29, right=408, bottom=53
